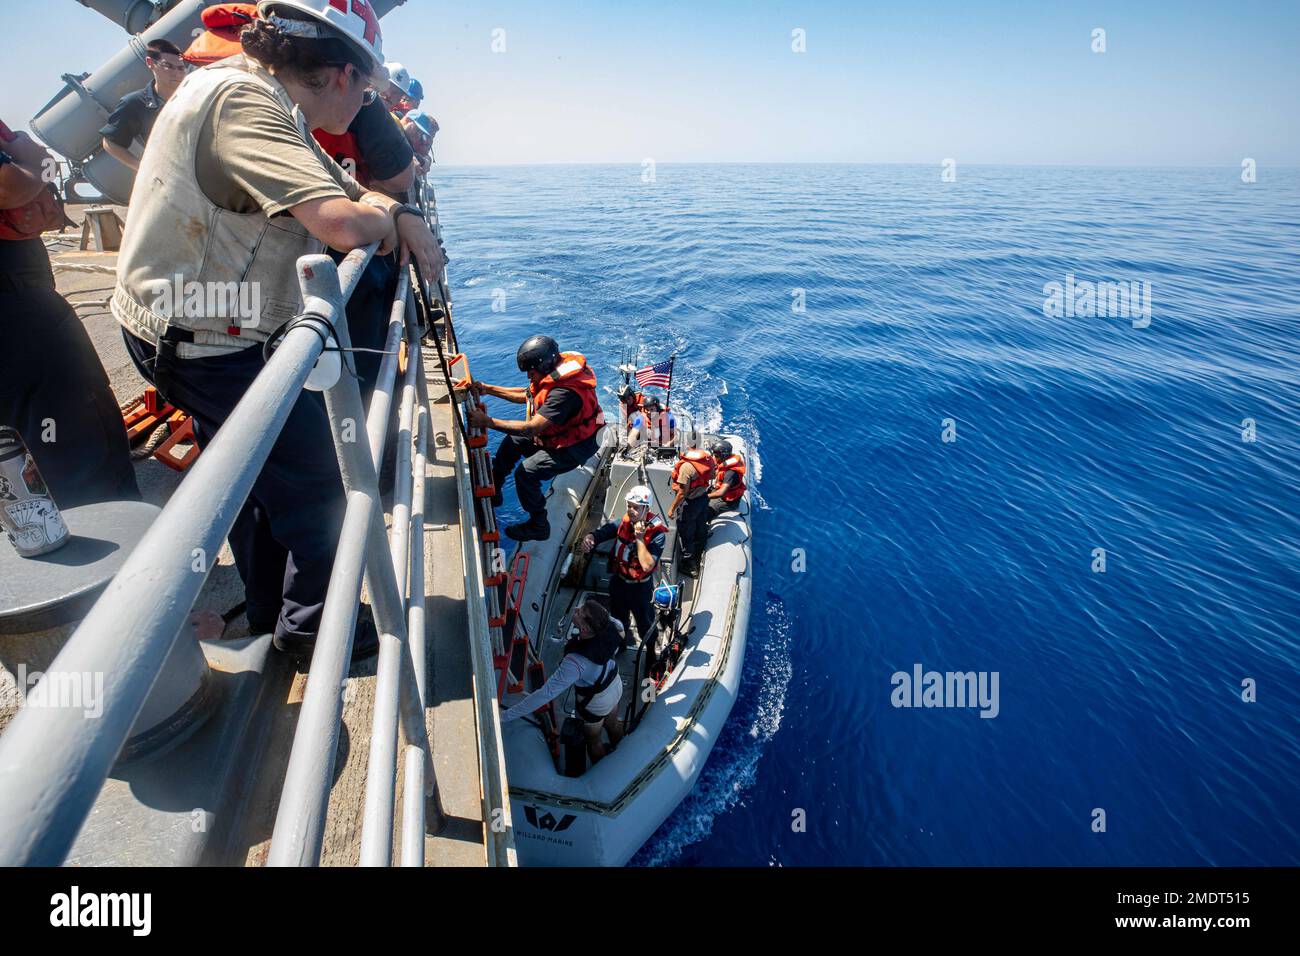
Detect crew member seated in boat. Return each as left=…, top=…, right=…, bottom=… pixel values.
left=627, top=395, right=677, bottom=448
left=667, top=446, right=715, bottom=577
left=500, top=598, right=625, bottom=763
left=706, top=440, right=746, bottom=517
left=469, top=335, right=605, bottom=542
left=618, top=384, right=642, bottom=426
left=580, top=485, right=666, bottom=650
left=113, top=0, right=444, bottom=658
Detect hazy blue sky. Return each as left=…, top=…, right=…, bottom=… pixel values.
left=3, top=0, right=1297, bottom=165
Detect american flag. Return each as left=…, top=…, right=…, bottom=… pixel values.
left=634, top=357, right=673, bottom=389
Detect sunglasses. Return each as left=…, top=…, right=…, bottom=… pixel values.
left=149, top=58, right=189, bottom=73
left=332, top=63, right=381, bottom=105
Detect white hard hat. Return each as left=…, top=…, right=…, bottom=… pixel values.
left=258, top=0, right=387, bottom=80
left=626, top=485, right=651, bottom=507
left=384, top=61, right=411, bottom=95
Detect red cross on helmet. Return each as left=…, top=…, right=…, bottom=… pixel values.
left=257, top=0, right=387, bottom=81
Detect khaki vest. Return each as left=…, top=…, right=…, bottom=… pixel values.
left=111, top=56, right=329, bottom=357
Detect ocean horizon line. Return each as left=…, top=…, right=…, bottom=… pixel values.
left=429, top=159, right=1300, bottom=171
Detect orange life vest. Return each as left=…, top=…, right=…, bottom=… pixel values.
left=527, top=351, right=605, bottom=450
left=671, top=449, right=715, bottom=492
left=182, top=3, right=257, bottom=66
left=610, top=512, right=667, bottom=581
left=714, top=454, right=747, bottom=503
left=632, top=405, right=674, bottom=446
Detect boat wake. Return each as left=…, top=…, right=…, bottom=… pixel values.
left=631, top=594, right=792, bottom=866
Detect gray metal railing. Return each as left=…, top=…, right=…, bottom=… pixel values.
left=0, top=199, right=498, bottom=866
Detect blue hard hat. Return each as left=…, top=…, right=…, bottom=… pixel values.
left=406, top=109, right=437, bottom=138
left=408, top=78, right=424, bottom=101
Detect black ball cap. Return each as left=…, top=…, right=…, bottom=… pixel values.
left=517, top=334, right=561, bottom=373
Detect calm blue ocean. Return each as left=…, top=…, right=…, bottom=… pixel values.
left=433, top=163, right=1300, bottom=866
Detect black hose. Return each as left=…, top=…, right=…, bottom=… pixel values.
left=409, top=259, right=472, bottom=451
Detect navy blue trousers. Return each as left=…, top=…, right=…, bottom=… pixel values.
left=609, top=574, right=655, bottom=645
left=491, top=433, right=598, bottom=517
left=676, top=495, right=710, bottom=563
left=123, top=330, right=344, bottom=640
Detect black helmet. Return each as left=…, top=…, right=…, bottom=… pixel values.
left=709, top=439, right=732, bottom=458
left=618, top=384, right=637, bottom=401
left=516, top=335, right=561, bottom=374
left=643, top=395, right=661, bottom=410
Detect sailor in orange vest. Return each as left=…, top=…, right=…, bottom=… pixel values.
left=618, top=384, right=642, bottom=429
left=706, top=440, right=746, bottom=517
left=469, top=335, right=605, bottom=541
left=627, top=394, right=677, bottom=448
left=580, top=485, right=667, bottom=650
left=666, top=446, right=716, bottom=576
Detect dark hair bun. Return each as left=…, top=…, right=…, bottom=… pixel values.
left=240, top=15, right=369, bottom=84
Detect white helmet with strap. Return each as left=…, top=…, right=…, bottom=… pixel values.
left=257, top=0, right=387, bottom=81
left=384, top=61, right=411, bottom=95
left=626, top=485, right=652, bottom=508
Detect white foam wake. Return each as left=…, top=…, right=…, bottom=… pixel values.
left=633, top=597, right=792, bottom=866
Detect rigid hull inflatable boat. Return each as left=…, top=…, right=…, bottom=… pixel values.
left=499, top=423, right=752, bottom=866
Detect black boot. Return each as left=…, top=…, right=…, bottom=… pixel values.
left=505, top=514, right=551, bottom=542
left=273, top=606, right=381, bottom=664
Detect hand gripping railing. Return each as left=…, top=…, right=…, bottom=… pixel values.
left=0, top=240, right=443, bottom=866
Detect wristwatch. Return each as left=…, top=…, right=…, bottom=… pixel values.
left=391, top=203, right=424, bottom=226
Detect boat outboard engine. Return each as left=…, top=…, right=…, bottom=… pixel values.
left=560, top=717, right=587, bottom=778
left=648, top=584, right=682, bottom=684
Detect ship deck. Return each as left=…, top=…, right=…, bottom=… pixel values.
left=0, top=208, right=496, bottom=866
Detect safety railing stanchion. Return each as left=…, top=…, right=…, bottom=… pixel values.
left=401, top=353, right=440, bottom=865
left=359, top=280, right=422, bottom=866
left=267, top=249, right=433, bottom=866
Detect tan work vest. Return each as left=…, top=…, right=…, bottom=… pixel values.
left=111, top=56, right=329, bottom=357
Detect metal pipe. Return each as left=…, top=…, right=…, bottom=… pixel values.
left=359, top=301, right=419, bottom=865
left=451, top=392, right=518, bottom=868
left=74, top=0, right=163, bottom=34
left=260, top=245, right=382, bottom=865
left=32, top=0, right=208, bottom=163
left=266, top=247, right=411, bottom=866
left=0, top=314, right=332, bottom=866
left=400, top=370, right=430, bottom=866
left=364, top=270, right=409, bottom=471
